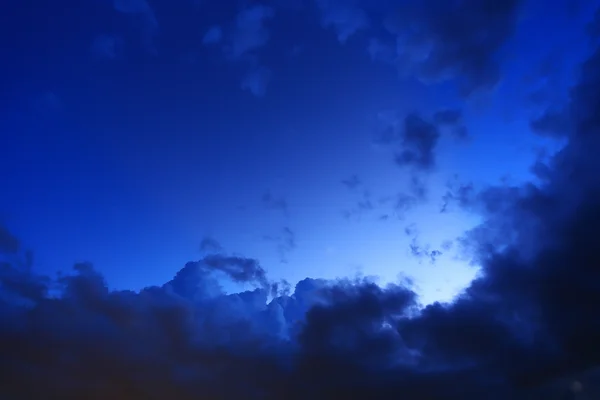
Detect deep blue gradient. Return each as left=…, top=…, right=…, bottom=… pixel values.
left=2, top=0, right=600, bottom=398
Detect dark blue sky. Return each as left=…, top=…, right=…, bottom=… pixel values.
left=2, top=0, right=590, bottom=302
left=2, top=0, right=600, bottom=398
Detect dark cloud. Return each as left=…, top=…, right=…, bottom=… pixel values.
left=432, top=109, right=462, bottom=125
left=342, top=189, right=375, bottom=221
left=199, top=236, right=223, bottom=253
left=0, top=225, right=20, bottom=254
left=530, top=107, right=572, bottom=137
left=200, top=254, right=270, bottom=289
left=586, top=8, right=600, bottom=40
left=380, top=0, right=523, bottom=95
left=429, top=249, right=442, bottom=264
left=433, top=108, right=470, bottom=141
left=440, top=176, right=476, bottom=213
left=375, top=112, right=441, bottom=172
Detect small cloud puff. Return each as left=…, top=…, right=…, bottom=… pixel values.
left=202, top=25, right=222, bottom=45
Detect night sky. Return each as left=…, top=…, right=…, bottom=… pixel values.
left=1, top=0, right=600, bottom=398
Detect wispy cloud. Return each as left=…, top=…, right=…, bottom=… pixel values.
left=112, top=0, right=159, bottom=54
left=199, top=236, right=223, bottom=254
left=202, top=25, right=223, bottom=45
left=90, top=34, right=123, bottom=60
left=314, top=0, right=369, bottom=43
left=263, top=226, right=297, bottom=263
left=262, top=191, right=289, bottom=216
left=433, top=108, right=470, bottom=141
left=228, top=4, right=274, bottom=60
left=241, top=65, right=272, bottom=97
left=203, top=4, right=275, bottom=96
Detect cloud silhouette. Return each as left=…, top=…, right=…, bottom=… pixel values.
left=374, top=112, right=444, bottom=173
left=394, top=114, right=440, bottom=171
left=199, top=236, right=223, bottom=253
left=380, top=0, right=523, bottom=95
left=342, top=189, right=375, bottom=222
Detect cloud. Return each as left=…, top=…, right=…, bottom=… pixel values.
left=380, top=0, right=523, bottom=95
left=207, top=5, right=275, bottom=96
left=90, top=34, right=123, bottom=60
left=342, top=189, right=375, bottom=221
left=263, top=227, right=297, bottom=263
left=530, top=107, right=572, bottom=137
left=228, top=5, right=274, bottom=60
left=375, top=111, right=463, bottom=173
left=0, top=225, right=20, bottom=254
left=367, top=38, right=396, bottom=63
left=112, top=0, right=159, bottom=54
left=241, top=65, right=272, bottom=97
left=405, top=226, right=441, bottom=264
left=393, top=113, right=441, bottom=171
left=389, top=193, right=418, bottom=220
left=341, top=174, right=361, bottom=190
left=433, top=108, right=470, bottom=141
left=314, top=0, right=369, bottom=43
left=199, top=236, right=223, bottom=254
left=202, top=25, right=222, bottom=45
left=440, top=176, right=476, bottom=213
left=261, top=191, right=289, bottom=216
left=4, top=11, right=600, bottom=398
